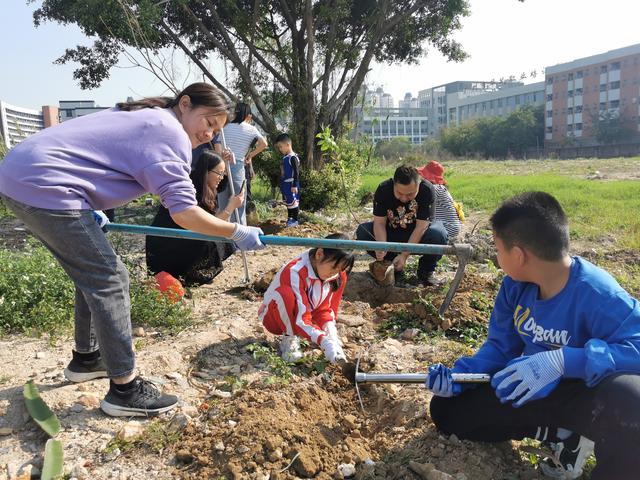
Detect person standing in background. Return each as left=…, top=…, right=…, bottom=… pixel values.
left=215, top=103, right=267, bottom=225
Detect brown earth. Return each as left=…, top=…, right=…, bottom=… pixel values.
left=0, top=211, right=588, bottom=479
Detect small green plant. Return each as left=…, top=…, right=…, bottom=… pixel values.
left=246, top=343, right=293, bottom=383
left=470, top=291, right=493, bottom=316
left=446, top=320, right=488, bottom=348
left=221, top=375, right=248, bottom=393
left=298, top=352, right=330, bottom=375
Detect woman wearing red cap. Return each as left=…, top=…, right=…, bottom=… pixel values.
left=418, top=161, right=463, bottom=240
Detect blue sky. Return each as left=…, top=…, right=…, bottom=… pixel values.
left=1, top=0, right=639, bottom=110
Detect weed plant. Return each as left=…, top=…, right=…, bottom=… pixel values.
left=0, top=243, right=191, bottom=336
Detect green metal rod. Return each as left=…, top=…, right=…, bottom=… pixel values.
left=106, top=223, right=458, bottom=256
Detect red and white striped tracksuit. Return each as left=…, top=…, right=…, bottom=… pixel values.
left=258, top=251, right=346, bottom=345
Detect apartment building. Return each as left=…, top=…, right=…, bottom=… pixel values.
left=544, top=43, right=640, bottom=145
left=59, top=100, right=107, bottom=122
left=0, top=101, right=58, bottom=149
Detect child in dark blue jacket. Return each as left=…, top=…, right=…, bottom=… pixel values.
left=274, top=133, right=301, bottom=227
left=427, top=191, right=640, bottom=480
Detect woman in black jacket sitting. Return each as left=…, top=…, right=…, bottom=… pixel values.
left=146, top=151, right=245, bottom=285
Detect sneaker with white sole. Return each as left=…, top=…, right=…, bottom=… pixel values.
left=63, top=350, right=109, bottom=383
left=279, top=335, right=303, bottom=362
left=100, top=377, right=178, bottom=417
left=539, top=433, right=595, bottom=479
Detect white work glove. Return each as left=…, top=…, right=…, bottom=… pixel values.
left=230, top=224, right=266, bottom=251
left=92, top=210, right=110, bottom=229
left=322, top=321, right=341, bottom=345
left=320, top=336, right=346, bottom=364
left=492, top=349, right=564, bottom=407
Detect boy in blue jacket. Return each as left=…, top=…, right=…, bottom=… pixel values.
left=275, top=133, right=301, bottom=227
left=427, top=191, right=640, bottom=480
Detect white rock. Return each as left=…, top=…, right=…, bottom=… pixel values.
left=35, top=351, right=47, bottom=359
left=214, top=441, right=225, bottom=451
left=132, top=327, right=146, bottom=337
left=227, top=420, right=237, bottom=427
left=210, top=389, right=232, bottom=399
left=71, top=462, right=90, bottom=480
left=338, top=463, right=356, bottom=478
left=0, top=427, right=12, bottom=436
left=116, top=423, right=143, bottom=441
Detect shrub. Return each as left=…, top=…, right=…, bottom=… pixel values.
left=301, top=127, right=366, bottom=211
left=0, top=243, right=191, bottom=337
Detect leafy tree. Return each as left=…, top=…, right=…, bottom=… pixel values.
left=589, top=109, right=635, bottom=145
left=439, top=104, right=543, bottom=158
left=375, top=136, right=414, bottom=160
left=32, top=0, right=469, bottom=168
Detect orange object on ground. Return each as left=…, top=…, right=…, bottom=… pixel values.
left=154, top=271, right=185, bottom=303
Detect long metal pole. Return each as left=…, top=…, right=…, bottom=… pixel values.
left=106, top=223, right=459, bottom=256
left=219, top=129, right=251, bottom=284
left=355, top=372, right=490, bottom=384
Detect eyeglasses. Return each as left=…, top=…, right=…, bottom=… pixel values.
left=210, top=170, right=226, bottom=179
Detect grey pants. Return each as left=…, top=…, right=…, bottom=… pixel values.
left=1, top=195, right=135, bottom=378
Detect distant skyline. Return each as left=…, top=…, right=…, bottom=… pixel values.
left=1, top=0, right=639, bottom=110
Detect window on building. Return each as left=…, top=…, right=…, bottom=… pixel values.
left=546, top=126, right=552, bottom=133
left=575, top=105, right=583, bottom=113
left=490, top=100, right=495, bottom=109
left=575, top=87, right=583, bottom=95
left=497, top=98, right=503, bottom=107
left=611, top=61, right=621, bottom=71
left=576, top=70, right=583, bottom=79
left=546, top=94, right=553, bottom=101
left=600, top=84, right=607, bottom=92
left=482, top=102, right=487, bottom=111
left=567, top=124, right=574, bottom=132
left=547, top=110, right=553, bottom=118
left=546, top=76, right=554, bottom=84
left=568, top=90, right=574, bottom=98
left=575, top=123, right=583, bottom=131
left=599, top=102, right=607, bottom=110
left=610, top=81, right=620, bottom=90
left=568, top=73, right=574, bottom=81
left=601, top=65, right=608, bottom=74
left=610, top=100, right=620, bottom=108
left=567, top=107, right=573, bottom=115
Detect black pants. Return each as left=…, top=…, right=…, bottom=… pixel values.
left=430, top=375, right=640, bottom=480
left=355, top=221, right=448, bottom=277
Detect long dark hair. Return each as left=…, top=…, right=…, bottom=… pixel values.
left=231, top=102, right=252, bottom=124
left=117, top=82, right=231, bottom=117
left=191, top=151, right=227, bottom=213
left=310, top=233, right=355, bottom=290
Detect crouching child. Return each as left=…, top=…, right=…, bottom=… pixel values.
left=259, top=233, right=354, bottom=363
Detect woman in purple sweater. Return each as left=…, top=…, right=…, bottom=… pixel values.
left=0, top=83, right=264, bottom=417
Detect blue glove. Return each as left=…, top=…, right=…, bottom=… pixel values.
left=491, top=349, right=564, bottom=407
left=230, top=224, right=265, bottom=250
left=426, top=364, right=462, bottom=397
left=92, top=210, right=110, bottom=229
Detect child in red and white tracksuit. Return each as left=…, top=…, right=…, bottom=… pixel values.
left=258, top=234, right=355, bottom=363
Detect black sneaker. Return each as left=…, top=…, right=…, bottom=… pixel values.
left=100, top=377, right=179, bottom=417
left=63, top=350, right=109, bottom=383
left=539, top=433, right=595, bottom=479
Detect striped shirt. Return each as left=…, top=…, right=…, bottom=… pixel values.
left=258, top=251, right=346, bottom=344
left=433, top=184, right=462, bottom=239
left=219, top=122, right=265, bottom=175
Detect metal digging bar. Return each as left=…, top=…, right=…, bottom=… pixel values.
left=219, top=129, right=251, bottom=285
left=352, top=354, right=491, bottom=413
left=106, top=223, right=472, bottom=316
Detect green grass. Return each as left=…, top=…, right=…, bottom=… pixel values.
left=359, top=158, right=640, bottom=250
left=0, top=243, right=192, bottom=337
